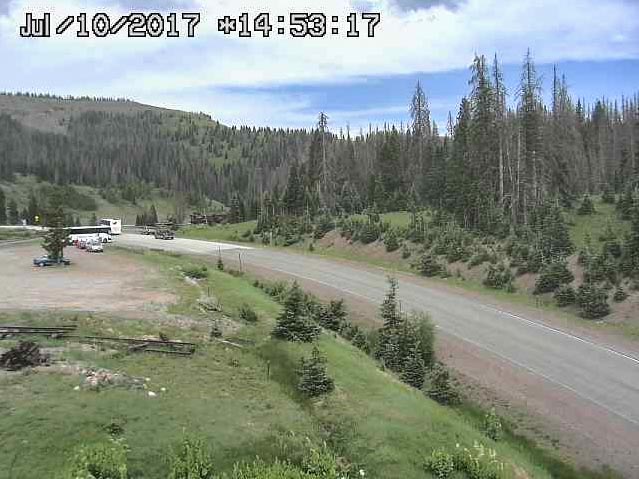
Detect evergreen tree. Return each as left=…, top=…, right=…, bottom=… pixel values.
left=149, top=204, right=159, bottom=224
left=0, top=188, right=6, bottom=225
left=90, top=212, right=98, bottom=225
left=297, top=346, right=334, bottom=398
left=621, top=201, right=639, bottom=278
left=375, top=277, right=405, bottom=371
left=424, top=362, right=459, bottom=405
left=8, top=199, right=19, bottom=225
left=27, top=193, right=39, bottom=225
left=400, top=342, right=426, bottom=389
left=41, top=192, right=69, bottom=261
left=577, top=194, right=596, bottom=215
left=272, top=282, right=320, bottom=342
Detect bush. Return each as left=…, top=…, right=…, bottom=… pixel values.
left=216, top=256, right=224, bottom=271
left=419, top=254, right=443, bottom=277
left=401, top=244, right=411, bottom=259
left=424, top=449, right=455, bottom=479
left=613, top=287, right=628, bottom=302
left=183, top=265, right=209, bottom=280
left=384, top=229, right=401, bottom=252
left=483, top=263, right=513, bottom=290
left=483, top=408, right=503, bottom=441
left=577, top=194, right=596, bottom=215
left=584, top=253, right=617, bottom=284
left=66, top=439, right=128, bottom=479
left=533, top=260, right=574, bottom=294
left=453, top=442, right=506, bottom=479
left=167, top=436, right=214, bottom=479
left=424, top=363, right=459, bottom=405
left=554, top=285, right=576, bottom=307
left=576, top=283, right=611, bottom=319
left=358, top=221, right=380, bottom=244
left=238, top=304, right=258, bottom=322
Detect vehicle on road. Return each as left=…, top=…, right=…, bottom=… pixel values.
left=33, top=255, right=71, bottom=267
left=141, top=227, right=155, bottom=235
left=154, top=229, right=175, bottom=240
left=68, top=226, right=112, bottom=244
left=86, top=240, right=104, bottom=252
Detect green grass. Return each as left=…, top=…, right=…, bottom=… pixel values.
left=0, top=228, right=42, bottom=241
left=178, top=221, right=258, bottom=243
left=0, top=248, right=578, bottom=479
left=565, top=198, right=630, bottom=251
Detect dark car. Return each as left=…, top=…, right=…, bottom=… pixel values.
left=154, top=229, right=175, bottom=240
left=33, top=255, right=71, bottom=267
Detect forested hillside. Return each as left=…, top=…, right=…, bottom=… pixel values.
left=1, top=51, right=637, bottom=227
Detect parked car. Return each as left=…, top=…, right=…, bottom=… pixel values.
left=33, top=255, right=71, bottom=267
left=86, top=240, right=104, bottom=253
left=154, top=229, right=175, bottom=240
left=141, top=227, right=155, bottom=235
left=78, top=239, right=88, bottom=249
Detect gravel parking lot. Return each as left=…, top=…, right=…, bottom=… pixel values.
left=0, top=242, right=174, bottom=313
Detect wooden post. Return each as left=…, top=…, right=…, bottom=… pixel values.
left=238, top=252, right=243, bottom=273
left=266, top=360, right=270, bottom=380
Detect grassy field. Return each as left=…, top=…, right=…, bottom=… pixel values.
left=178, top=220, right=258, bottom=243
left=0, top=248, right=586, bottom=479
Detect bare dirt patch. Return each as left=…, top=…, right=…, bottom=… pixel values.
left=0, top=243, right=175, bottom=314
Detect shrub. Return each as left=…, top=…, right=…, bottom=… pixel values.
left=424, top=449, right=455, bottom=479
left=533, top=260, right=574, bottom=294
left=419, top=254, right=443, bottom=277
left=584, top=253, right=617, bottom=284
left=483, top=408, right=503, bottom=441
left=424, top=363, right=459, bottom=405
left=238, top=304, right=258, bottom=322
left=401, top=244, right=411, bottom=259
left=577, top=194, right=596, bottom=215
left=216, top=256, right=224, bottom=271
left=576, top=283, right=611, bottom=319
left=453, top=442, right=506, bottom=479
left=167, top=436, right=214, bottom=479
left=358, top=221, right=380, bottom=244
left=297, top=347, right=334, bottom=398
left=554, top=285, right=576, bottom=307
left=613, top=287, right=628, bottom=302
left=66, top=439, right=128, bottom=479
left=483, top=263, right=513, bottom=290
left=384, top=229, right=401, bottom=252
left=183, top=265, right=209, bottom=280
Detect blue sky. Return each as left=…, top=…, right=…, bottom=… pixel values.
left=0, top=0, right=638, bottom=131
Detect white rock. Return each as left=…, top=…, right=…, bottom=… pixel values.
left=160, top=387, right=166, bottom=392
left=73, top=386, right=80, bottom=391
left=148, top=391, right=157, bottom=397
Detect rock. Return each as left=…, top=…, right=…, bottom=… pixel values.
left=73, top=385, right=80, bottom=391
left=148, top=391, right=157, bottom=397
left=160, top=387, right=166, bottom=392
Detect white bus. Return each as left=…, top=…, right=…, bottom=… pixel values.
left=67, top=226, right=112, bottom=244
left=100, top=218, right=122, bottom=235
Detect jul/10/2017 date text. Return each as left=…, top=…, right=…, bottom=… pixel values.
left=19, top=12, right=381, bottom=39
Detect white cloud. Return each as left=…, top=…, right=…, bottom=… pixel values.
left=0, top=0, right=637, bottom=127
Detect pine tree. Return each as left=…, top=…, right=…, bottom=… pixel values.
left=27, top=193, right=39, bottom=225
left=400, top=343, right=426, bottom=389
left=149, top=204, right=159, bottom=224
left=272, top=282, right=320, bottom=342
left=90, top=212, right=98, bottom=225
left=424, top=362, right=459, bottom=405
left=0, top=188, right=6, bottom=225
left=577, top=194, right=596, bottom=215
left=375, top=277, right=404, bottom=371
left=41, top=192, right=69, bottom=262
left=297, top=346, right=334, bottom=398
left=8, top=199, right=19, bottom=225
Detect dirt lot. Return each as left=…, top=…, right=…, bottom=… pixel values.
left=0, top=243, right=175, bottom=314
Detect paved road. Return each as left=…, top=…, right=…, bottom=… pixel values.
left=117, top=234, right=639, bottom=472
